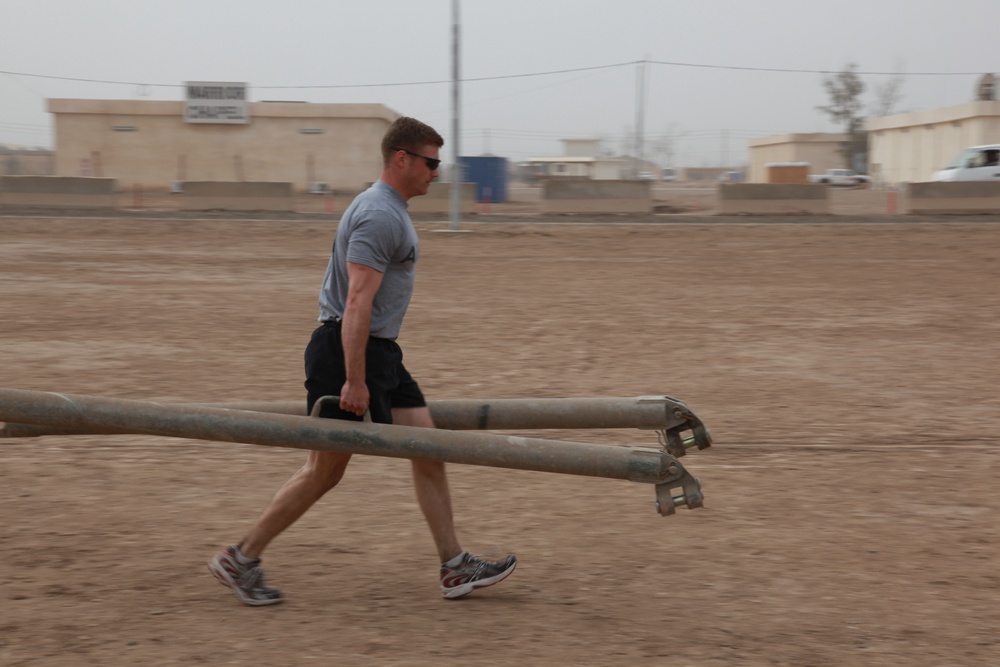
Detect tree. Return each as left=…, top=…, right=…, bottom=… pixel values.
left=817, top=63, right=868, bottom=170
left=870, top=72, right=905, bottom=118
left=818, top=63, right=866, bottom=133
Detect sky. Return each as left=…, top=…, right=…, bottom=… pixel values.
left=2, top=0, right=999, bottom=167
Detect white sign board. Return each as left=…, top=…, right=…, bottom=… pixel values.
left=184, top=82, right=250, bottom=124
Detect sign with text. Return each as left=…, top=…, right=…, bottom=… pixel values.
left=184, top=82, right=250, bottom=124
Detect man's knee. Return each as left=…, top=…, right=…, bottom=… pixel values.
left=304, top=451, right=352, bottom=490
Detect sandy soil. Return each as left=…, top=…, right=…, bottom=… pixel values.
left=1, top=208, right=998, bottom=666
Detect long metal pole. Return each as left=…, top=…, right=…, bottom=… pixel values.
left=448, top=0, right=462, bottom=230
left=0, top=388, right=677, bottom=484
left=1, top=395, right=702, bottom=438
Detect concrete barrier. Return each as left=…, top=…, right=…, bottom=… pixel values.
left=542, top=180, right=652, bottom=214
left=405, top=182, right=476, bottom=215
left=0, top=176, right=118, bottom=208
left=716, top=183, right=829, bottom=215
left=179, top=181, right=294, bottom=212
left=907, top=181, right=1000, bottom=214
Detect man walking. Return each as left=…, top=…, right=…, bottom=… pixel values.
left=208, top=116, right=516, bottom=606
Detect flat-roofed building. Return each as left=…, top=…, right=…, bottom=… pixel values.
left=867, top=100, right=1000, bottom=185
left=523, top=156, right=626, bottom=181
left=48, top=99, right=399, bottom=191
left=747, top=133, right=849, bottom=183
left=0, top=145, right=54, bottom=176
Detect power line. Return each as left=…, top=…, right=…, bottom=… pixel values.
left=646, top=59, right=981, bottom=76
left=0, top=62, right=632, bottom=90
left=0, top=59, right=983, bottom=92
left=0, top=70, right=180, bottom=89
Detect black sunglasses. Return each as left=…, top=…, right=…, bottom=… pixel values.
left=392, top=146, right=441, bottom=171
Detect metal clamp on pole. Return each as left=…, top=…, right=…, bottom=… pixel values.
left=654, top=457, right=704, bottom=516
left=639, top=395, right=713, bottom=457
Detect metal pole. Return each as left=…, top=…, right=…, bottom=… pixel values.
left=449, top=0, right=462, bottom=230
left=635, top=57, right=648, bottom=177
left=0, top=388, right=677, bottom=484
left=2, top=395, right=710, bottom=442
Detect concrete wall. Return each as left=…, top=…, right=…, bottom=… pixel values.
left=405, top=182, right=476, bottom=215
left=48, top=99, right=399, bottom=192
left=716, top=183, right=829, bottom=215
left=0, top=176, right=117, bottom=208
left=748, top=134, right=850, bottom=183
left=868, top=100, right=1000, bottom=185
left=542, top=179, right=651, bottom=214
left=179, top=181, right=294, bottom=211
left=907, top=181, right=1000, bottom=214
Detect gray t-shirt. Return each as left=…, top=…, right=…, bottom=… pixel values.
left=317, top=180, right=419, bottom=339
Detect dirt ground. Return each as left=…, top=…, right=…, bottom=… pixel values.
left=1, top=204, right=998, bottom=666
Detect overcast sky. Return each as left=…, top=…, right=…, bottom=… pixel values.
left=2, top=0, right=998, bottom=166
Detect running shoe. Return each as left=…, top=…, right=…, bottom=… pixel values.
left=440, top=550, right=517, bottom=599
left=208, top=545, right=284, bottom=606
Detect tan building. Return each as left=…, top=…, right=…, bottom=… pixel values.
left=867, top=100, right=1000, bottom=185
left=560, top=138, right=602, bottom=158
left=48, top=99, right=399, bottom=191
left=0, top=146, right=54, bottom=176
left=524, top=157, right=625, bottom=181
left=680, top=166, right=744, bottom=183
left=747, top=133, right=850, bottom=183
left=524, top=138, right=624, bottom=181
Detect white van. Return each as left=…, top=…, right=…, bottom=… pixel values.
left=931, top=145, right=1000, bottom=181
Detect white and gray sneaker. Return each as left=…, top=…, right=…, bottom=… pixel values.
left=440, top=550, right=517, bottom=599
left=208, top=545, right=284, bottom=606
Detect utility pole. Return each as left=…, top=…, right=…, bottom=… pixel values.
left=634, top=57, right=648, bottom=177
left=449, top=0, right=462, bottom=230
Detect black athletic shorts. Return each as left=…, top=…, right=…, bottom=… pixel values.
left=304, top=320, right=426, bottom=424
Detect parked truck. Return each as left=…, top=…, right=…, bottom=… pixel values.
left=808, top=168, right=871, bottom=186
left=930, top=145, right=1000, bottom=181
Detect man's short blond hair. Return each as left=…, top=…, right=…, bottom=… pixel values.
left=381, top=117, right=444, bottom=165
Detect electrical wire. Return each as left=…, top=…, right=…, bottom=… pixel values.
left=0, top=59, right=981, bottom=92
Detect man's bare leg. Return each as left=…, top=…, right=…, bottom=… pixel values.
left=397, top=405, right=518, bottom=598
left=239, top=450, right=353, bottom=558
left=393, top=406, right=462, bottom=563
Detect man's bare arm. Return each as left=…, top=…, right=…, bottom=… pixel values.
left=339, top=262, right=384, bottom=416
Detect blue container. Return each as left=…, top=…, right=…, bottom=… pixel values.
left=459, top=156, right=508, bottom=203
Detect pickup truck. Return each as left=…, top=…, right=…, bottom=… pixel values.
left=930, top=145, right=1000, bottom=181
left=808, top=169, right=871, bottom=186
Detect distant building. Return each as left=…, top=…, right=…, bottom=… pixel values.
left=867, top=100, right=1000, bottom=185
left=0, top=145, right=54, bottom=176
left=747, top=133, right=850, bottom=183
left=560, top=138, right=602, bottom=158
left=681, top=166, right=744, bottom=183
left=523, top=156, right=625, bottom=181
left=47, top=98, right=399, bottom=191
left=524, top=138, right=655, bottom=181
